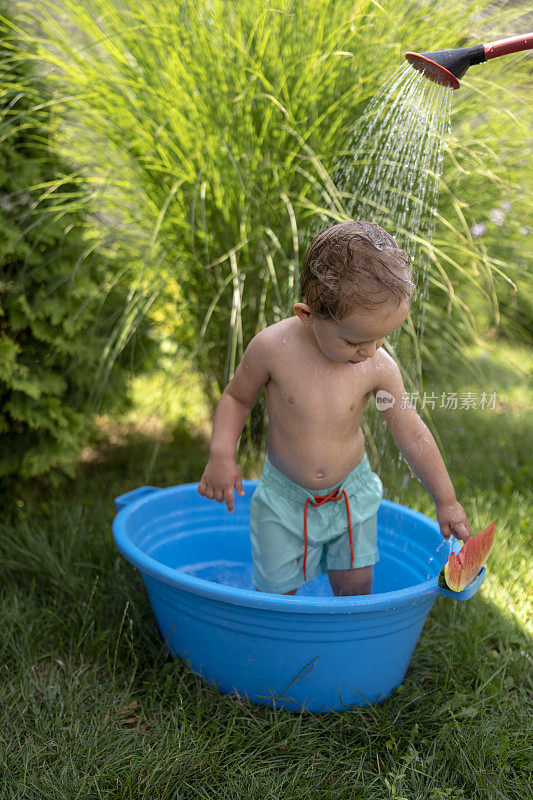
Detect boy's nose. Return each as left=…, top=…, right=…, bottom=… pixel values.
left=358, top=341, right=377, bottom=357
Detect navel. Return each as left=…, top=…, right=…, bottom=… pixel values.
left=288, top=396, right=295, bottom=404
left=350, top=402, right=356, bottom=411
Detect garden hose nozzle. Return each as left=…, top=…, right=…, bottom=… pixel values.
left=405, top=32, right=533, bottom=89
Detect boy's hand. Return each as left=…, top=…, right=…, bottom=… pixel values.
left=435, top=498, right=471, bottom=542
left=198, top=454, right=245, bottom=513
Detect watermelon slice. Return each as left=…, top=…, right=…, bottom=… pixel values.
left=438, top=522, right=495, bottom=592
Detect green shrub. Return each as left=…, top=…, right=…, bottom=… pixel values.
left=0, top=9, right=157, bottom=490
left=10, top=0, right=532, bottom=449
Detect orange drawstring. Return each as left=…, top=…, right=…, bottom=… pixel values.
left=302, top=488, right=353, bottom=580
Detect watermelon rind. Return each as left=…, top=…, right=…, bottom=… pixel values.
left=438, top=565, right=449, bottom=590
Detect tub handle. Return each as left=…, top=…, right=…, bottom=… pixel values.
left=437, top=566, right=486, bottom=601
left=114, top=486, right=162, bottom=510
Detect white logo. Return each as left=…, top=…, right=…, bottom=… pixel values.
left=376, top=390, right=395, bottom=410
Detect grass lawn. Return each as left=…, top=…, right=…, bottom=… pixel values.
left=1, top=339, right=531, bottom=800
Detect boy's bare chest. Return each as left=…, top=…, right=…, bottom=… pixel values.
left=265, top=346, right=377, bottom=424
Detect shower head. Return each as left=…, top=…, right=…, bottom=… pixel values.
left=405, top=32, right=533, bottom=90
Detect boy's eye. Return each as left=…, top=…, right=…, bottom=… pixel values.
left=343, top=337, right=388, bottom=346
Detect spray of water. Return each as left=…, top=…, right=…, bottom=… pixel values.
left=331, top=62, right=452, bottom=325
left=309, top=62, right=453, bottom=475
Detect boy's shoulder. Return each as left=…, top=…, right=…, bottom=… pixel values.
left=374, top=347, right=399, bottom=371
left=248, top=317, right=296, bottom=349
left=260, top=317, right=295, bottom=335
left=370, top=348, right=404, bottom=393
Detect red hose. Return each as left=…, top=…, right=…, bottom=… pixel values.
left=484, top=32, right=533, bottom=60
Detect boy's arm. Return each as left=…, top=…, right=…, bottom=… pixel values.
left=372, top=351, right=471, bottom=541
left=198, top=330, right=272, bottom=512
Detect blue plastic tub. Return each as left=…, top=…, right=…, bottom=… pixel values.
left=112, top=481, right=485, bottom=712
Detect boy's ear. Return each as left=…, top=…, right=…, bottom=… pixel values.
left=293, top=302, right=314, bottom=324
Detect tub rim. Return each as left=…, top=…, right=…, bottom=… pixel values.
left=111, top=482, right=477, bottom=613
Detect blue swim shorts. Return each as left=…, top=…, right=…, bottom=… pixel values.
left=249, top=453, right=383, bottom=594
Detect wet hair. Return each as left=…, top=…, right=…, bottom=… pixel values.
left=300, top=220, right=416, bottom=320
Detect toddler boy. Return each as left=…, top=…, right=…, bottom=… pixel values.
left=198, top=221, right=471, bottom=596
